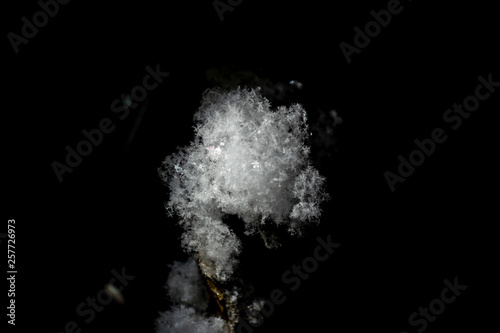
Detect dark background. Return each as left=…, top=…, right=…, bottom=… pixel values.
left=3, top=0, right=498, bottom=332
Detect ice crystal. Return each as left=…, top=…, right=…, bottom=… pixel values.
left=159, top=87, right=328, bottom=282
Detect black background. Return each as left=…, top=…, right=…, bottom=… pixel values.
left=3, top=0, right=498, bottom=332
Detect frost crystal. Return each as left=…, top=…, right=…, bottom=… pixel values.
left=156, top=306, right=227, bottom=333
left=159, top=87, right=328, bottom=282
